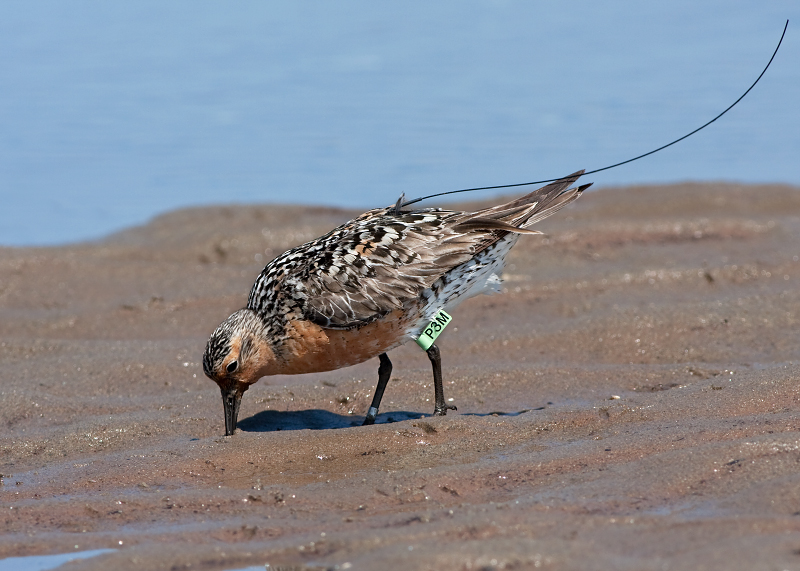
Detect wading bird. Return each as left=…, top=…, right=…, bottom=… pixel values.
left=203, top=171, right=589, bottom=435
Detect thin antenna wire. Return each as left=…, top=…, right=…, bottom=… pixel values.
left=400, top=20, right=789, bottom=209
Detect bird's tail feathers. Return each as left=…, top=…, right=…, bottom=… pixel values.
left=455, top=170, right=590, bottom=235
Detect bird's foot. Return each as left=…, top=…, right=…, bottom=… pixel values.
left=363, top=406, right=379, bottom=425
left=433, top=404, right=457, bottom=416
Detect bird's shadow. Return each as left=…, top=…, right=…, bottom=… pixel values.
left=237, top=409, right=428, bottom=432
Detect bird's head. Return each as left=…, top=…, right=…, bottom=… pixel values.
left=202, top=308, right=275, bottom=435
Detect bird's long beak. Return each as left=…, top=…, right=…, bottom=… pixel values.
left=221, top=386, right=244, bottom=436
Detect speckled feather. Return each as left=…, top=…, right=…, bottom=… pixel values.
left=251, top=171, right=584, bottom=329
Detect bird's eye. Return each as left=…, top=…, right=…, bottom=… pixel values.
left=226, top=360, right=238, bottom=373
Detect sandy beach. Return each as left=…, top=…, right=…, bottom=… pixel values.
left=1, top=181, right=799, bottom=570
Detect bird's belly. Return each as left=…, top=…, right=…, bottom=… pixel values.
left=274, top=309, right=414, bottom=375
left=419, top=237, right=515, bottom=319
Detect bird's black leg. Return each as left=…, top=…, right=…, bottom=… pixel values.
left=427, top=343, right=457, bottom=416
left=363, top=353, right=392, bottom=425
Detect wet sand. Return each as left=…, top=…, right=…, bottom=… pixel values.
left=1, top=182, right=799, bottom=570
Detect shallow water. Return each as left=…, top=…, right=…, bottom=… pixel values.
left=0, top=549, right=115, bottom=571
left=0, top=1, right=798, bottom=245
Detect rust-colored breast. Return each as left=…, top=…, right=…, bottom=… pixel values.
left=273, top=310, right=412, bottom=375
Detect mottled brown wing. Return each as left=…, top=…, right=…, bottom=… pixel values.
left=283, top=208, right=481, bottom=329
left=249, top=171, right=586, bottom=330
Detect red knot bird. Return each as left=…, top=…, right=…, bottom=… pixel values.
left=203, top=171, right=590, bottom=435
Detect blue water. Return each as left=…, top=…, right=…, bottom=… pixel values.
left=0, top=549, right=115, bottom=571
left=1, top=1, right=798, bottom=246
